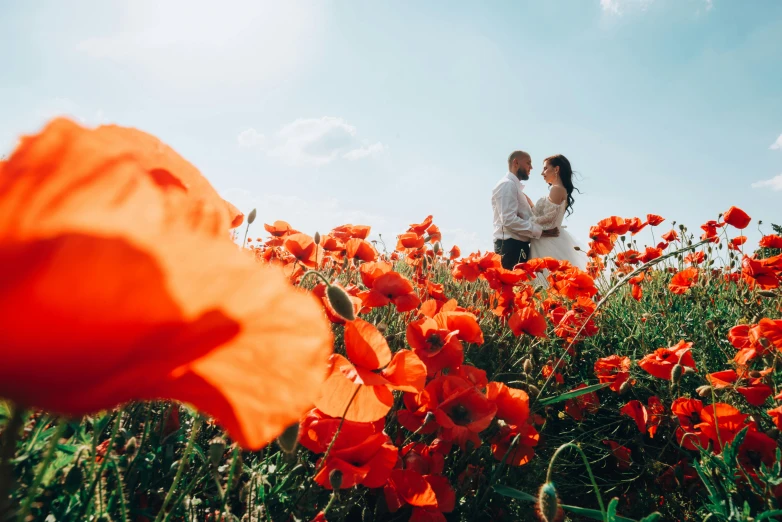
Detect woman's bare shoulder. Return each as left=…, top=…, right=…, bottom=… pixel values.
left=547, top=185, right=567, bottom=205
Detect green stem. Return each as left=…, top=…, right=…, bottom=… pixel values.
left=297, top=269, right=331, bottom=288
left=16, top=419, right=68, bottom=522
left=219, top=445, right=240, bottom=515
left=80, top=410, right=125, bottom=519
left=154, top=416, right=202, bottom=522
left=0, top=405, right=25, bottom=518
left=546, top=442, right=605, bottom=520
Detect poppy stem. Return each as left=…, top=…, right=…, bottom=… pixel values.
left=80, top=410, right=125, bottom=519
left=154, top=415, right=203, bottom=522
left=545, top=442, right=605, bottom=520
left=16, top=418, right=67, bottom=522
left=0, top=404, right=25, bottom=519
left=297, top=269, right=331, bottom=288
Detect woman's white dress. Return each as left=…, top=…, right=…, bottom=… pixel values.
left=529, top=196, right=588, bottom=284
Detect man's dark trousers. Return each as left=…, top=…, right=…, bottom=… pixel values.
left=493, top=238, right=530, bottom=270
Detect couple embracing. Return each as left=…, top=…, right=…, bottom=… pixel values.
left=491, top=150, right=586, bottom=278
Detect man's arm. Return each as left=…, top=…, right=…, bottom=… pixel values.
left=493, top=183, right=543, bottom=239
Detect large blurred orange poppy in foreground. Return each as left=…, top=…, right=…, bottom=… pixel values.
left=0, top=118, right=333, bottom=449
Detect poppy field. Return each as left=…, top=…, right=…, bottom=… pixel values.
left=1, top=119, right=782, bottom=522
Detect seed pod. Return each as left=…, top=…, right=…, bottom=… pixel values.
left=671, top=364, right=684, bottom=383
left=433, top=242, right=441, bottom=255
left=209, top=437, right=226, bottom=467
left=329, top=469, right=343, bottom=490
left=326, top=284, right=356, bottom=321
left=247, top=208, right=257, bottom=225
left=523, top=359, right=533, bottom=374
left=696, top=385, right=712, bottom=397
left=314, top=231, right=321, bottom=245
left=618, top=381, right=631, bottom=396
left=276, top=423, right=299, bottom=455
left=537, top=482, right=561, bottom=522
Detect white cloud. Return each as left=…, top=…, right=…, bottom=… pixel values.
left=74, top=1, right=324, bottom=93
left=240, top=117, right=385, bottom=167
left=769, top=134, right=782, bottom=150
left=237, top=128, right=266, bottom=149
left=343, top=142, right=386, bottom=161
left=751, top=174, right=782, bottom=191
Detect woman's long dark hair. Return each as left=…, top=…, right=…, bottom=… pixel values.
left=544, top=154, right=579, bottom=217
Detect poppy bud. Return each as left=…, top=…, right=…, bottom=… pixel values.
left=422, top=256, right=428, bottom=270
left=329, top=469, right=343, bottom=490
left=758, top=337, right=770, bottom=348
left=247, top=208, right=257, bottom=225
left=528, top=384, right=541, bottom=396
left=619, top=381, right=631, bottom=396
left=757, top=290, right=777, bottom=298
left=314, top=231, right=321, bottom=245
left=209, top=437, right=226, bottom=467
left=705, top=320, right=715, bottom=331
left=326, top=284, right=356, bottom=322
left=749, top=370, right=761, bottom=379
left=523, top=359, right=533, bottom=374
left=276, top=423, right=299, bottom=455
left=696, top=385, right=712, bottom=397
left=671, top=364, right=683, bottom=383
left=683, top=366, right=696, bottom=375
left=537, top=482, right=561, bottom=522
left=433, top=242, right=441, bottom=255
left=124, top=436, right=138, bottom=458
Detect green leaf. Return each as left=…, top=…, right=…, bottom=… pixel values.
left=757, top=510, right=782, bottom=521
left=639, top=512, right=663, bottom=522
left=493, top=485, right=536, bottom=502
left=538, top=383, right=610, bottom=406
left=607, top=497, right=620, bottom=521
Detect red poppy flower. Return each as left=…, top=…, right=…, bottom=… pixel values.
left=741, top=256, right=779, bottom=289
left=265, top=220, right=293, bottom=237
left=759, top=234, right=782, bottom=249
left=661, top=230, right=679, bottom=242
left=620, top=400, right=648, bottom=434
left=564, top=384, right=600, bottom=421
left=346, top=238, right=377, bottom=262
left=489, top=421, right=540, bottom=467
left=603, top=440, right=632, bottom=470
left=551, top=269, right=598, bottom=300
left=316, top=319, right=426, bottom=422
left=0, top=118, right=332, bottom=450
left=684, top=251, right=705, bottom=265
left=627, top=217, right=647, bottom=235
left=597, top=216, right=631, bottom=235
left=767, top=405, right=782, bottom=430
left=406, top=316, right=465, bottom=376
left=738, top=429, right=777, bottom=471
left=669, top=267, right=699, bottom=294
left=695, top=402, right=749, bottom=453
left=486, top=382, right=530, bottom=426
left=646, top=214, right=665, bottom=226
left=311, top=422, right=398, bottom=490
left=360, top=267, right=422, bottom=312
left=408, top=215, right=434, bottom=235
left=757, top=318, right=782, bottom=349
left=432, top=377, right=497, bottom=449
left=284, top=233, right=322, bottom=268
left=298, top=408, right=384, bottom=454
left=508, top=306, right=548, bottom=337
left=706, top=369, right=773, bottom=407
left=448, top=245, right=461, bottom=260
left=700, top=220, right=725, bottom=242
left=638, top=341, right=696, bottom=380
left=723, top=206, right=751, bottom=229
left=671, top=398, right=708, bottom=450
left=647, top=396, right=665, bottom=439
left=331, top=224, right=371, bottom=241
left=594, top=355, right=632, bottom=392
left=638, top=246, right=663, bottom=263
left=398, top=232, right=426, bottom=250
left=728, top=236, right=747, bottom=251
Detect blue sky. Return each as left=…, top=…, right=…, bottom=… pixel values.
left=1, top=0, right=781, bottom=255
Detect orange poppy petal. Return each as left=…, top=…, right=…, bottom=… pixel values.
left=345, top=318, right=392, bottom=370
left=315, top=355, right=394, bottom=422
left=0, top=118, right=332, bottom=450
left=382, top=350, right=427, bottom=393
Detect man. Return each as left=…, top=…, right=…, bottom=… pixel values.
left=492, top=150, right=559, bottom=269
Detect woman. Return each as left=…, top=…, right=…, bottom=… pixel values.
left=529, top=154, right=587, bottom=283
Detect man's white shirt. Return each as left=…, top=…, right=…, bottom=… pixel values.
left=492, top=172, right=543, bottom=242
